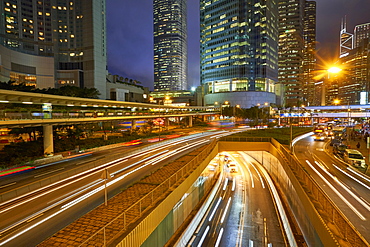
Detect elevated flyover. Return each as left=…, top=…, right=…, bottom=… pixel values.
left=0, top=89, right=219, bottom=154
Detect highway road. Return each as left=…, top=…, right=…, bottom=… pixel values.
left=0, top=130, right=233, bottom=246
left=188, top=151, right=290, bottom=247
left=293, top=134, right=370, bottom=243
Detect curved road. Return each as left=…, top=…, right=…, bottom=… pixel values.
left=189, top=151, right=289, bottom=247
left=293, top=134, right=370, bottom=243
left=0, top=130, right=233, bottom=246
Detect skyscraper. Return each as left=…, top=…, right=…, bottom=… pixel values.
left=354, top=22, right=370, bottom=48
left=302, top=1, right=317, bottom=106
left=153, top=0, right=188, bottom=91
left=0, top=0, right=107, bottom=97
left=278, top=0, right=304, bottom=107
left=200, top=0, right=279, bottom=108
left=339, top=18, right=354, bottom=58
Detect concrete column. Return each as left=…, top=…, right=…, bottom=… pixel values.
left=43, top=125, right=54, bottom=156
left=189, top=116, right=193, bottom=127
left=131, top=119, right=136, bottom=132
left=164, top=118, right=169, bottom=130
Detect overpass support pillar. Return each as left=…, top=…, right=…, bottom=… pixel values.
left=189, top=116, right=193, bottom=127
left=131, top=120, right=136, bottom=132
left=43, top=125, right=54, bottom=156
left=164, top=118, right=169, bottom=130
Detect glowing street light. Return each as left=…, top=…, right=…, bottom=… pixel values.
left=321, top=67, right=343, bottom=106
left=328, top=67, right=342, bottom=74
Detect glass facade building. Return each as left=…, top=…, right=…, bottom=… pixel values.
left=0, top=0, right=107, bottom=97
left=303, top=1, right=316, bottom=105
left=200, top=0, right=279, bottom=108
left=153, top=0, right=188, bottom=91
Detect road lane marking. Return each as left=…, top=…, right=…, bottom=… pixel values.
left=0, top=182, right=16, bottom=189
left=34, top=168, right=65, bottom=178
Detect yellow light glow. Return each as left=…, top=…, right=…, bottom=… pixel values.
left=328, top=67, right=342, bottom=74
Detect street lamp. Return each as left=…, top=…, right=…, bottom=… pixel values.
left=299, top=104, right=305, bottom=126
left=256, top=103, right=260, bottom=126
left=233, top=104, right=240, bottom=122
left=321, top=66, right=342, bottom=106
left=264, top=102, right=269, bottom=125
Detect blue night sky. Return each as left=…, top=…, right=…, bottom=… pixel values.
left=106, top=0, right=370, bottom=91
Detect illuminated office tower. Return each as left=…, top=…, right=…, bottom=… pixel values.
left=302, top=1, right=316, bottom=106
left=153, top=0, right=188, bottom=91
left=354, top=22, right=370, bottom=48
left=200, top=0, right=279, bottom=108
left=335, top=22, right=370, bottom=105
left=339, top=18, right=353, bottom=58
left=278, top=0, right=312, bottom=107
left=0, top=0, right=107, bottom=97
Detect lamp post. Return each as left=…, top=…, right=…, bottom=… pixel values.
left=299, top=104, right=305, bottom=126
left=256, top=103, right=260, bottom=126
left=321, top=67, right=342, bottom=106
left=222, top=101, right=229, bottom=119
left=264, top=102, right=269, bottom=125
left=233, top=104, right=240, bottom=122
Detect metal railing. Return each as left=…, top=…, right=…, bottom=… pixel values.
left=78, top=139, right=217, bottom=246
left=0, top=132, right=211, bottom=203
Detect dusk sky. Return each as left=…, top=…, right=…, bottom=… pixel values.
left=106, top=0, right=370, bottom=90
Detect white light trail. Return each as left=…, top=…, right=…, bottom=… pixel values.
left=313, top=162, right=370, bottom=211
left=0, top=132, right=224, bottom=244
left=223, top=178, right=228, bottom=191
left=346, top=167, right=370, bottom=183
left=333, top=164, right=370, bottom=190
left=306, top=160, right=366, bottom=220
left=220, top=197, right=231, bottom=224
left=214, top=228, right=224, bottom=247
left=209, top=197, right=222, bottom=221
left=197, top=225, right=210, bottom=247
left=240, top=152, right=265, bottom=189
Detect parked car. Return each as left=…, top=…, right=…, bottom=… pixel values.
left=333, top=143, right=347, bottom=156
left=330, top=138, right=341, bottom=146
left=343, top=149, right=366, bottom=168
